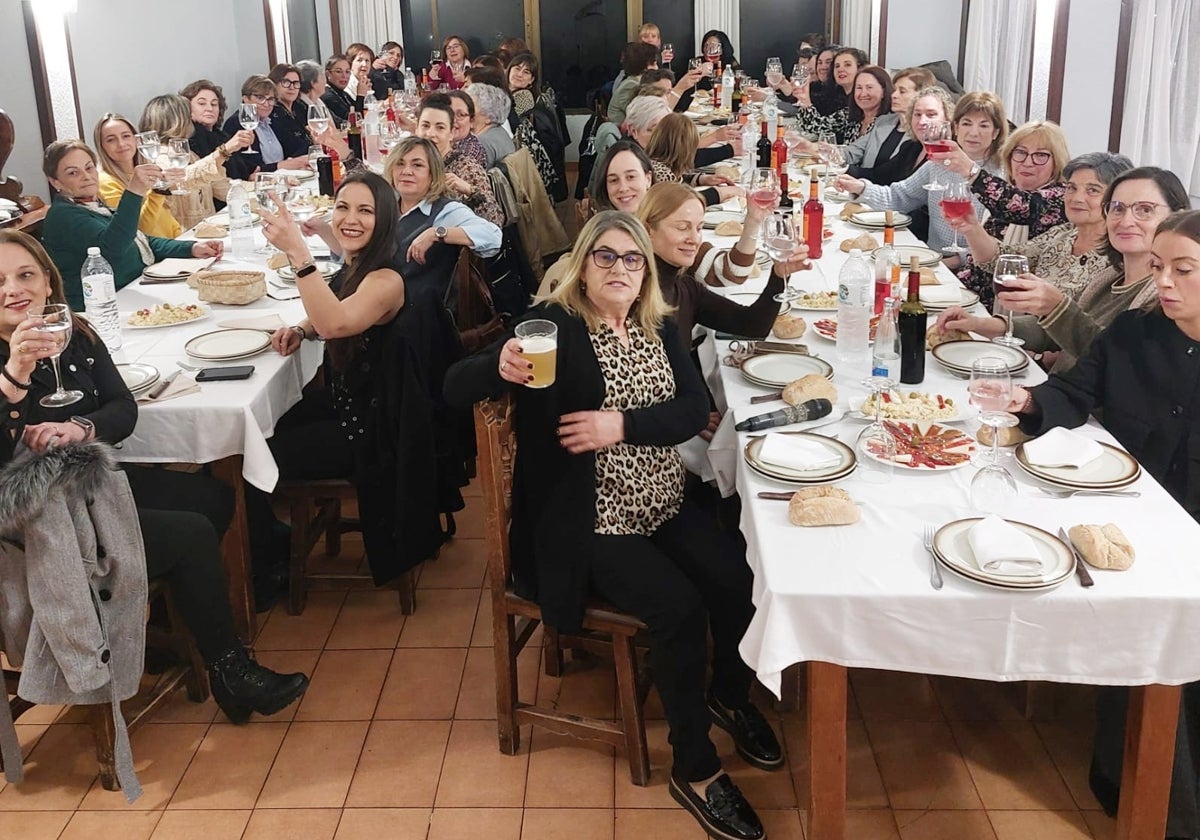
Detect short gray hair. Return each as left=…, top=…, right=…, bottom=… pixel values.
left=465, top=83, right=511, bottom=127
left=1063, top=151, right=1134, bottom=186
left=623, top=95, right=672, bottom=131
left=296, top=59, right=324, bottom=94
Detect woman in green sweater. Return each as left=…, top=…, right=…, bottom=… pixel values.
left=40, top=139, right=223, bottom=310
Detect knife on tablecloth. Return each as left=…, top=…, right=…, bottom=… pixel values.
left=1057, top=527, right=1095, bottom=587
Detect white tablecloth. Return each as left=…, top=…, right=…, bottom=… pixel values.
left=112, top=227, right=324, bottom=491
left=702, top=201, right=1200, bottom=696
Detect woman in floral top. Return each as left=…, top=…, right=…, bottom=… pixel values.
left=793, top=65, right=893, bottom=144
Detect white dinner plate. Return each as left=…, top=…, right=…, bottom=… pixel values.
left=740, top=353, right=834, bottom=387
left=852, top=395, right=977, bottom=425
left=703, top=210, right=744, bottom=230
left=931, top=340, right=1030, bottom=374
left=919, top=287, right=981, bottom=311
left=1014, top=440, right=1141, bottom=489
left=879, top=243, right=941, bottom=266
left=277, top=259, right=340, bottom=282
left=116, top=363, right=160, bottom=393
left=744, top=432, right=857, bottom=483
left=824, top=187, right=853, bottom=203
left=202, top=210, right=261, bottom=228
left=850, top=210, right=913, bottom=229
left=185, top=328, right=272, bottom=361
left=932, top=518, right=1075, bottom=589
left=726, top=291, right=791, bottom=316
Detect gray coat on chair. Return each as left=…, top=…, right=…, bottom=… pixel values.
left=0, top=441, right=146, bottom=801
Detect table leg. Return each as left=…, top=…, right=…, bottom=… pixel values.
left=807, top=661, right=847, bottom=840
left=1115, top=683, right=1180, bottom=840
left=210, top=455, right=256, bottom=643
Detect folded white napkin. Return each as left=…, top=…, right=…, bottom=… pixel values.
left=1023, top=426, right=1104, bottom=469
left=145, top=257, right=217, bottom=277
left=967, top=515, right=1045, bottom=576
left=758, top=433, right=842, bottom=471
left=217, top=314, right=286, bottom=332
left=919, top=284, right=964, bottom=304
left=137, top=373, right=199, bottom=403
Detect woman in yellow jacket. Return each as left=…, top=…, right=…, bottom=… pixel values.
left=95, top=113, right=181, bottom=238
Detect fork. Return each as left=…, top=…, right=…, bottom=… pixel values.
left=923, top=525, right=943, bottom=590
left=1037, top=488, right=1141, bottom=499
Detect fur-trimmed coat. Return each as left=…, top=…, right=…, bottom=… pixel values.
left=0, top=441, right=145, bottom=800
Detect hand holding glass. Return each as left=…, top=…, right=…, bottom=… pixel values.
left=938, top=180, right=972, bottom=255
left=238, top=104, right=260, bottom=154
left=515, top=320, right=558, bottom=389
left=35, top=304, right=83, bottom=408
left=167, top=138, right=191, bottom=195
left=921, top=122, right=952, bottom=190
left=992, top=254, right=1029, bottom=348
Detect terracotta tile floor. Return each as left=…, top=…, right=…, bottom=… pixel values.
left=2, top=483, right=1116, bottom=839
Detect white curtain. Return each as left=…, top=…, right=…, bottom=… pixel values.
left=1120, top=0, right=1200, bottom=199
left=336, top=0, right=402, bottom=53
left=841, top=0, right=873, bottom=60
left=695, top=0, right=739, bottom=61
left=962, top=0, right=1036, bottom=121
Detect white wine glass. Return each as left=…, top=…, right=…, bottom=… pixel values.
left=968, top=358, right=1019, bottom=510
left=992, top=254, right=1029, bottom=349
left=765, top=58, right=784, bottom=87
left=167, top=138, right=191, bottom=195
left=763, top=212, right=799, bottom=302
left=238, top=103, right=260, bottom=154
left=35, top=304, right=83, bottom=408
left=856, top=375, right=897, bottom=484
left=307, top=101, right=331, bottom=139
left=134, top=130, right=169, bottom=190
left=791, top=63, right=811, bottom=89
left=254, top=172, right=287, bottom=254
left=922, top=121, right=952, bottom=191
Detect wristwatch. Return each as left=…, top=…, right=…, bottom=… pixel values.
left=69, top=416, right=95, bottom=438
left=293, top=261, right=320, bottom=279
left=434, top=225, right=448, bottom=241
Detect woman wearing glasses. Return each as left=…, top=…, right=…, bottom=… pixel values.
left=222, top=75, right=309, bottom=182
left=445, top=211, right=773, bottom=840
left=937, top=165, right=1189, bottom=372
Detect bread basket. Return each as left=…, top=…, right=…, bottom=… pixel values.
left=191, top=269, right=266, bottom=305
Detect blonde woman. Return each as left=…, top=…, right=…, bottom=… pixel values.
left=94, top=113, right=181, bottom=238
left=445, top=211, right=775, bottom=840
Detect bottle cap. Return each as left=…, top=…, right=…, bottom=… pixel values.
left=87, top=247, right=100, bottom=255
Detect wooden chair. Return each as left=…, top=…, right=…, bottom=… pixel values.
left=475, top=395, right=652, bottom=785
left=0, top=108, right=47, bottom=239
left=274, top=478, right=415, bottom=616
left=2, top=580, right=209, bottom=791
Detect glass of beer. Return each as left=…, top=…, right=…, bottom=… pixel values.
left=515, top=319, right=558, bottom=388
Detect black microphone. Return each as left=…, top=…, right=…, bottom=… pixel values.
left=735, top=398, right=833, bottom=432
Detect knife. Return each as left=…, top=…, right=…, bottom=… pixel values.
left=754, top=341, right=813, bottom=355
left=1057, top=527, right=1095, bottom=587
left=146, top=369, right=181, bottom=400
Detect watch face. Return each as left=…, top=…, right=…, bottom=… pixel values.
left=435, top=226, right=447, bottom=238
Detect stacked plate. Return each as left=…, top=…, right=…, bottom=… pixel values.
left=931, top=340, right=1030, bottom=376
left=202, top=210, right=261, bottom=229
left=871, top=243, right=938, bottom=265
left=184, top=329, right=272, bottom=362
left=740, top=353, right=834, bottom=388
left=703, top=209, right=743, bottom=230
left=1014, top=440, right=1141, bottom=491
left=849, top=210, right=913, bottom=230
left=726, top=291, right=790, bottom=315
left=744, top=431, right=857, bottom=485
left=931, top=518, right=1076, bottom=590
left=919, top=286, right=981, bottom=311
left=116, top=363, right=160, bottom=397
left=277, top=259, right=340, bottom=282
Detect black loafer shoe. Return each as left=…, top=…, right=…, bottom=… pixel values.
left=708, top=693, right=784, bottom=771
left=669, top=773, right=765, bottom=840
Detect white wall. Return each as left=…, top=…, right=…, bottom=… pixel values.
left=1058, top=0, right=1121, bottom=155
left=883, top=0, right=963, bottom=73
left=0, top=1, right=50, bottom=201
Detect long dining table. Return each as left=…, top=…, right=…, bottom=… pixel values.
left=697, top=183, right=1200, bottom=840
left=112, top=215, right=326, bottom=641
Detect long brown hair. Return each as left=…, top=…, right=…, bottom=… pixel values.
left=0, top=230, right=97, bottom=341
left=644, top=114, right=698, bottom=179
left=91, top=114, right=138, bottom=188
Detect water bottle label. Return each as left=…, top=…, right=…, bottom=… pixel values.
left=838, top=283, right=849, bottom=303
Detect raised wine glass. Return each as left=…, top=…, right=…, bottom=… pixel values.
left=791, top=63, right=811, bottom=89
left=763, top=212, right=800, bottom=302
left=921, top=121, right=952, bottom=191
left=938, top=180, right=973, bottom=255
left=134, top=130, right=168, bottom=190
left=968, top=357, right=1019, bottom=510
left=238, top=103, right=260, bottom=154
left=307, top=101, right=332, bottom=139
left=748, top=167, right=780, bottom=213
left=856, top=375, right=897, bottom=484
left=255, top=172, right=288, bottom=254
left=167, top=138, right=191, bottom=195
left=765, top=58, right=784, bottom=88
left=35, top=304, right=83, bottom=408
left=992, top=254, right=1029, bottom=348
left=704, top=40, right=722, bottom=72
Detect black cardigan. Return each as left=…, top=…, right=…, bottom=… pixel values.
left=1020, top=309, right=1200, bottom=521
left=654, top=255, right=783, bottom=340
left=443, top=305, right=709, bottom=631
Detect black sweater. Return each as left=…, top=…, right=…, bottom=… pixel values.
left=654, top=255, right=783, bottom=340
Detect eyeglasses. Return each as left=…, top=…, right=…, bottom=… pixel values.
left=590, top=248, right=647, bottom=271
left=1010, top=148, right=1052, bottom=165
left=251, top=94, right=277, bottom=104
left=1105, top=200, right=1165, bottom=221
left=278, top=79, right=301, bottom=89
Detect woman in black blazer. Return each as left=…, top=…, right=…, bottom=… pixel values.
left=445, top=211, right=776, bottom=840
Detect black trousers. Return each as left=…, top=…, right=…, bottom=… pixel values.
left=1090, top=683, right=1200, bottom=838
left=123, top=467, right=240, bottom=663
left=590, top=498, right=756, bottom=783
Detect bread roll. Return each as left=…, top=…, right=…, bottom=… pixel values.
left=267, top=251, right=290, bottom=270
left=782, top=373, right=837, bottom=406
left=773, top=313, right=808, bottom=339
left=840, top=233, right=879, bottom=253
left=919, top=267, right=940, bottom=285
left=714, top=219, right=744, bottom=237
left=194, top=222, right=227, bottom=239
left=1068, top=523, right=1135, bottom=570
left=975, top=424, right=1029, bottom=447
left=839, top=202, right=867, bottom=220
left=714, top=164, right=739, bottom=181
left=925, top=323, right=970, bottom=349
left=789, top=486, right=860, bottom=526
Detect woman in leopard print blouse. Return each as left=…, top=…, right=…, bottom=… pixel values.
left=445, top=211, right=778, bottom=840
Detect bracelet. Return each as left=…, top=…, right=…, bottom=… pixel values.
left=291, top=324, right=308, bottom=341
left=1, top=365, right=31, bottom=390
left=1019, top=389, right=1034, bottom=414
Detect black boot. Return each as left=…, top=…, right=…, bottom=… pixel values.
left=208, top=647, right=309, bottom=724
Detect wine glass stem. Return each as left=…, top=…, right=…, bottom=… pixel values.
left=1005, top=312, right=1014, bottom=340
left=991, top=420, right=1001, bottom=464
left=49, top=354, right=66, bottom=396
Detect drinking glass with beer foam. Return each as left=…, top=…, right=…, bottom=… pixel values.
left=515, top=319, right=558, bottom=389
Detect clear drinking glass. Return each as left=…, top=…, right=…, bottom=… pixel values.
left=134, top=130, right=169, bottom=190
left=307, top=101, right=332, bottom=139
left=35, top=304, right=83, bottom=408
left=968, top=358, right=1019, bottom=510
left=238, top=103, right=260, bottom=154
left=856, top=375, right=897, bottom=484
left=661, top=42, right=674, bottom=63
left=791, top=63, right=811, bottom=89
left=167, top=138, right=191, bottom=195
left=514, top=320, right=558, bottom=388
left=763, top=213, right=799, bottom=302
left=938, top=180, right=972, bottom=255
left=765, top=58, right=784, bottom=87
left=921, top=121, right=952, bottom=191
left=254, top=172, right=288, bottom=254
left=748, top=167, right=780, bottom=213
left=992, top=254, right=1029, bottom=348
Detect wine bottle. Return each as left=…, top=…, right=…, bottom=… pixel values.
left=898, top=256, right=927, bottom=384
left=873, top=209, right=900, bottom=314
left=779, top=171, right=793, bottom=209
left=772, top=125, right=787, bottom=177
left=803, top=177, right=823, bottom=260
left=757, top=120, right=772, bottom=169
left=347, top=111, right=362, bottom=159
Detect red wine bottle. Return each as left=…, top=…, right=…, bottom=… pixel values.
left=803, top=178, right=823, bottom=260
left=757, top=121, right=772, bottom=169
left=898, top=256, right=927, bottom=384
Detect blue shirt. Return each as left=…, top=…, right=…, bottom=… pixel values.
left=256, top=116, right=285, bottom=165
left=406, top=198, right=502, bottom=257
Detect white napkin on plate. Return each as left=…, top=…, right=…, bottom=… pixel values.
left=136, top=373, right=199, bottom=403
left=919, top=284, right=964, bottom=304
left=217, top=314, right=286, bottom=332
left=758, top=433, right=842, bottom=471
left=145, top=257, right=216, bottom=277
left=967, top=515, right=1045, bottom=576
left=1023, top=426, right=1104, bottom=468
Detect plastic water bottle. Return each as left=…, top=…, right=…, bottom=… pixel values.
left=872, top=297, right=901, bottom=380
left=836, top=248, right=873, bottom=372
left=226, top=180, right=254, bottom=259
left=404, top=66, right=417, bottom=97
left=720, top=63, right=734, bottom=112
left=764, top=91, right=780, bottom=140
left=80, top=247, right=122, bottom=351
